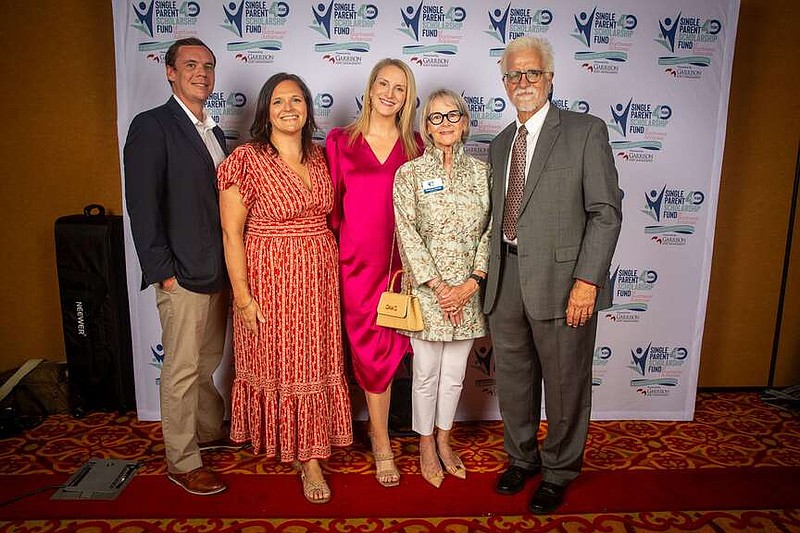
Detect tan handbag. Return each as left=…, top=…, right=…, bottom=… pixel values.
left=377, top=270, right=425, bottom=331
left=376, top=233, right=424, bottom=332
left=376, top=270, right=424, bottom=332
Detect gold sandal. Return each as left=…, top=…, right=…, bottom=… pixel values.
left=369, top=432, right=400, bottom=487
left=296, top=462, right=331, bottom=504
left=373, top=451, right=401, bottom=487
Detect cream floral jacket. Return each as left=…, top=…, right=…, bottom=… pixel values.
left=393, top=143, right=491, bottom=341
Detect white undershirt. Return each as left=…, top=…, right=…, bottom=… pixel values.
left=174, top=95, right=226, bottom=169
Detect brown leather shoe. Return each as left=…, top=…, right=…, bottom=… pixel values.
left=198, top=437, right=248, bottom=452
left=167, top=467, right=226, bottom=495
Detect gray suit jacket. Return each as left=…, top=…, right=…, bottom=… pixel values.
left=483, top=104, right=622, bottom=320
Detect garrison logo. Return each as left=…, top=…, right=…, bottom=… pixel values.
left=131, top=0, right=200, bottom=62
left=462, top=92, right=506, bottom=160
left=470, top=341, right=496, bottom=396
left=656, top=12, right=720, bottom=79
left=205, top=90, right=247, bottom=142
left=221, top=0, right=289, bottom=64
left=629, top=343, right=688, bottom=397
left=607, top=98, right=672, bottom=163
left=311, top=1, right=378, bottom=65
left=642, top=184, right=705, bottom=246
left=571, top=6, right=637, bottom=75
left=312, top=93, right=335, bottom=141
left=398, top=1, right=466, bottom=67
left=591, top=346, right=613, bottom=387
left=551, top=95, right=591, bottom=115
left=604, top=265, right=658, bottom=323
left=485, top=4, right=553, bottom=57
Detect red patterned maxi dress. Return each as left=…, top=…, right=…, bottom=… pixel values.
left=217, top=142, right=352, bottom=462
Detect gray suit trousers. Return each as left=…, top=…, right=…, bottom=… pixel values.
left=489, top=251, right=596, bottom=486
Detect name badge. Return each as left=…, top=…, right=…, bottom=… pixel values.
left=422, top=178, right=444, bottom=194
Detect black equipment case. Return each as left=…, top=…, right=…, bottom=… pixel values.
left=54, top=204, right=136, bottom=412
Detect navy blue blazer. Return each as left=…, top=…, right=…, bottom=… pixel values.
left=124, top=96, right=229, bottom=294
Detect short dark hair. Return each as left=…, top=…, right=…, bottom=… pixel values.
left=165, top=37, right=216, bottom=68
left=249, top=73, right=317, bottom=163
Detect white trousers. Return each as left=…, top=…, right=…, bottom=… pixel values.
left=411, top=337, right=474, bottom=435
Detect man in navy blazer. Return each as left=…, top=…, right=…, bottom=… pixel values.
left=484, top=36, right=622, bottom=513
left=124, top=38, right=234, bottom=496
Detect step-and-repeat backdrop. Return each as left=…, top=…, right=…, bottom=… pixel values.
left=112, top=0, right=740, bottom=421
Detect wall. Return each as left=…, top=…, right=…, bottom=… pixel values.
left=698, top=0, right=800, bottom=387
left=0, top=3, right=120, bottom=366
left=0, top=1, right=797, bottom=388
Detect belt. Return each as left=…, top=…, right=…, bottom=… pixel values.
left=503, top=242, right=518, bottom=255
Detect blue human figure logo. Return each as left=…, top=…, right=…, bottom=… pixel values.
left=487, top=4, right=510, bottom=43
left=573, top=7, right=596, bottom=47
left=223, top=1, right=245, bottom=37
left=658, top=12, right=681, bottom=52
left=401, top=2, right=423, bottom=41
left=133, top=0, right=155, bottom=37
left=644, top=185, right=667, bottom=222
left=609, top=265, right=620, bottom=302
left=610, top=98, right=632, bottom=137
left=631, top=344, right=651, bottom=376
left=312, top=0, right=334, bottom=39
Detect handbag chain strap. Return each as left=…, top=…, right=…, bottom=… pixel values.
left=385, top=231, right=409, bottom=294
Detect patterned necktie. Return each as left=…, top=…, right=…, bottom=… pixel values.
left=502, top=124, right=528, bottom=241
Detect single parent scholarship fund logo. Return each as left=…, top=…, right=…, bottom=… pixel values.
left=310, top=1, right=378, bottom=65
left=462, top=91, right=507, bottom=160
left=571, top=6, right=637, bottom=74
left=469, top=338, right=496, bottom=397
left=642, top=184, right=705, bottom=246
left=220, top=0, right=290, bottom=64
left=205, top=90, right=247, bottom=143
left=551, top=94, right=592, bottom=115
left=150, top=341, right=165, bottom=386
left=591, top=345, right=613, bottom=387
left=398, top=1, right=466, bottom=67
left=656, top=11, right=721, bottom=80
left=629, top=342, right=688, bottom=397
left=131, top=0, right=200, bottom=62
left=312, top=92, right=335, bottom=141
left=606, top=98, right=673, bottom=163
left=485, top=4, right=553, bottom=58
left=604, top=265, right=658, bottom=323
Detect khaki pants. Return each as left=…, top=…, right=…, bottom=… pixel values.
left=155, top=282, right=228, bottom=473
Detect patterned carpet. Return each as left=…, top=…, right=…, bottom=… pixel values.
left=1, top=391, right=799, bottom=532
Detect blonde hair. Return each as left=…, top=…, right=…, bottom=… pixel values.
left=419, top=89, right=471, bottom=147
left=347, top=58, right=420, bottom=159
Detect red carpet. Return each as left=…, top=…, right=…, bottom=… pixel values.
left=0, top=392, right=799, bottom=531
left=0, top=467, right=798, bottom=520
left=1, top=467, right=799, bottom=520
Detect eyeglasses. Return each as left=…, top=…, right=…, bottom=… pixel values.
left=427, top=110, right=463, bottom=125
left=503, top=69, right=550, bottom=84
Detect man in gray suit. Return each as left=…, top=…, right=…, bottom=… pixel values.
left=484, top=35, right=622, bottom=513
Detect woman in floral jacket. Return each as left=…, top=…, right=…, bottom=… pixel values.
left=393, top=88, right=491, bottom=488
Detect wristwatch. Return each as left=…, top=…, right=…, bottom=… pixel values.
left=468, top=273, right=485, bottom=287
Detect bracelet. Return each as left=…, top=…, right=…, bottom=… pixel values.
left=235, top=297, right=254, bottom=311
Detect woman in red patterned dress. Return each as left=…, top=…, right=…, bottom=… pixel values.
left=218, top=73, right=352, bottom=504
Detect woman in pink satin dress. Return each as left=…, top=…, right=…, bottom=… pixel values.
left=325, top=58, right=422, bottom=487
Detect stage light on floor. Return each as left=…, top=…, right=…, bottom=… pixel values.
left=51, top=458, right=139, bottom=500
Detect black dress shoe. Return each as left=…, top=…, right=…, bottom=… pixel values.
left=528, top=481, right=566, bottom=514
left=495, top=465, right=539, bottom=495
